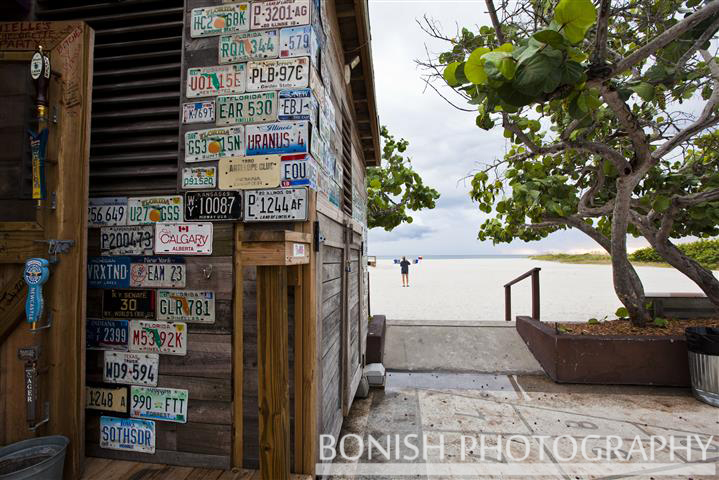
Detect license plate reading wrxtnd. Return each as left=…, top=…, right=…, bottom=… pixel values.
left=127, top=196, right=183, bottom=225
left=216, top=92, right=277, bottom=126
left=100, top=226, right=154, bottom=256
left=246, top=57, right=309, bottom=92
left=86, top=386, right=128, bottom=413
left=182, top=167, right=217, bottom=189
left=245, top=121, right=309, bottom=155
left=129, top=321, right=187, bottom=356
left=102, top=289, right=156, bottom=320
left=182, top=102, right=215, bottom=124
left=244, top=187, right=308, bottom=221
left=186, top=64, right=246, bottom=98
left=251, top=0, right=310, bottom=29
left=100, top=416, right=155, bottom=454
left=184, top=127, right=244, bottom=163
left=157, top=290, right=215, bottom=323
left=86, top=319, right=129, bottom=351
left=190, top=4, right=249, bottom=38
left=88, top=197, right=127, bottom=227
left=131, top=386, right=188, bottom=423
left=87, top=256, right=131, bottom=289
left=219, top=31, right=279, bottom=64
left=103, top=351, right=159, bottom=386
left=185, top=190, right=243, bottom=221
left=130, top=257, right=186, bottom=288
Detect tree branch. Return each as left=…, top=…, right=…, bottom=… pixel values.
left=484, top=0, right=506, bottom=44
left=676, top=15, right=719, bottom=71
left=601, top=86, right=650, bottom=172
left=592, top=0, right=612, bottom=66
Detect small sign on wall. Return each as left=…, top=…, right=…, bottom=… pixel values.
left=154, top=223, right=213, bottom=255
left=218, top=155, right=281, bottom=190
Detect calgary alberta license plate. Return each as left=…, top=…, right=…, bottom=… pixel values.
left=244, top=187, right=308, bottom=221
left=130, top=386, right=188, bottom=423
left=190, top=4, right=249, bottom=37
left=129, top=320, right=187, bottom=356
left=86, top=386, right=128, bottom=413
left=187, top=64, right=246, bottom=98
left=250, top=0, right=310, bottom=29
left=246, top=57, right=309, bottom=92
left=100, top=416, right=155, bottom=454
left=278, top=88, right=316, bottom=121
left=88, top=197, right=127, bottom=227
left=219, top=30, right=279, bottom=63
left=100, top=226, right=154, bottom=256
left=185, top=190, right=243, bottom=221
left=218, top=155, right=281, bottom=190
left=102, top=289, right=156, bottom=320
left=87, top=319, right=129, bottom=351
left=184, top=127, right=244, bottom=163
left=130, top=257, right=186, bottom=288
left=154, top=223, right=213, bottom=255
left=157, top=289, right=215, bottom=323
left=216, top=92, right=277, bottom=125
left=182, top=101, right=215, bottom=124
left=103, top=351, right=159, bottom=386
left=182, top=166, right=217, bottom=190
left=127, top=196, right=183, bottom=225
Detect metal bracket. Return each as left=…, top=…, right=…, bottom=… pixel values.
left=202, top=264, right=213, bottom=279
left=30, top=312, right=52, bottom=333
left=33, top=239, right=74, bottom=264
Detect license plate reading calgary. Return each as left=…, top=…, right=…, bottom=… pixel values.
left=246, top=57, right=309, bottom=91
left=89, top=197, right=127, bottom=227
left=86, top=386, right=127, bottom=413
left=100, top=416, right=155, bottom=454
left=130, top=321, right=187, bottom=356
left=244, top=188, right=307, bottom=221
left=100, top=226, right=153, bottom=256
left=104, top=351, right=158, bottom=386
left=251, top=0, right=310, bottom=29
left=131, top=386, right=188, bottom=424
left=219, top=31, right=278, bottom=63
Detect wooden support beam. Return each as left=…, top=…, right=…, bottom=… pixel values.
left=232, top=224, right=244, bottom=468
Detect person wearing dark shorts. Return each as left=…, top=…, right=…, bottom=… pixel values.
left=400, top=256, right=410, bottom=287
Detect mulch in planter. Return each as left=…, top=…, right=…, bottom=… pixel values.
left=555, top=318, right=719, bottom=336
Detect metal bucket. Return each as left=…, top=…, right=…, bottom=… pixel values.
left=686, top=327, right=719, bottom=407
left=0, top=436, right=68, bottom=480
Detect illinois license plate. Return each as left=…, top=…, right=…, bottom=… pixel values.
left=216, top=92, right=277, bottom=126
left=102, top=289, right=156, bottom=320
left=157, top=289, right=215, bottom=323
left=87, top=319, right=129, bottom=351
left=129, top=320, right=187, bottom=356
left=88, top=256, right=131, bottom=289
left=219, top=30, right=279, bottom=64
left=130, top=386, right=188, bottom=424
left=86, top=386, right=128, bottom=413
left=218, top=155, right=281, bottom=190
left=154, top=223, right=213, bottom=255
left=250, top=0, right=310, bottom=29
left=129, top=257, right=186, bottom=288
left=88, top=197, right=127, bottom=227
left=184, top=126, right=244, bottom=163
left=244, top=187, right=308, bottom=221
left=278, top=88, right=316, bottom=121
left=190, top=4, right=249, bottom=38
left=100, top=416, right=155, bottom=454
left=103, top=351, right=159, bottom=386
left=185, top=190, right=243, bottom=221
left=182, top=101, right=215, bottom=124
left=182, top=166, right=216, bottom=190
left=246, top=57, right=309, bottom=92
left=127, top=196, right=183, bottom=225
left=245, top=120, right=309, bottom=155
left=100, top=226, right=154, bottom=256
left=186, top=64, right=246, bottom=98
left=280, top=25, right=318, bottom=60
left=281, top=153, right=318, bottom=186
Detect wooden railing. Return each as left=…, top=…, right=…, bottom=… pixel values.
left=504, top=267, right=541, bottom=322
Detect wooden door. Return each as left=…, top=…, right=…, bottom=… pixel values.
left=341, top=225, right=362, bottom=415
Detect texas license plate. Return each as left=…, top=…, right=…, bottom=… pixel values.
left=88, top=197, right=127, bottom=227
left=250, top=0, right=310, bottom=29
left=154, top=223, right=213, bottom=255
left=129, top=257, right=186, bottom=288
left=86, top=386, right=128, bottom=413
left=245, top=120, right=309, bottom=155
left=218, top=155, right=281, bottom=190
left=100, top=226, right=154, bottom=256
left=182, top=166, right=217, bottom=189
left=278, top=88, right=316, bottom=121
left=130, top=386, right=188, bottom=424
left=157, top=289, right=215, bottom=323
left=87, top=319, right=128, bottom=351
left=182, top=101, right=215, bottom=124
left=184, top=126, right=244, bottom=163
left=246, top=57, right=309, bottom=92
left=87, top=256, right=131, bottom=289
left=100, top=416, right=155, bottom=453
left=190, top=4, right=249, bottom=38
left=185, top=190, right=243, bottom=221
left=129, top=320, right=187, bottom=356
left=127, top=196, right=183, bottom=225
left=103, top=351, right=159, bottom=386
left=219, top=30, right=279, bottom=64
left=102, top=289, right=156, bottom=320
left=216, top=92, right=277, bottom=126
left=244, top=187, right=308, bottom=221
left=187, top=64, right=246, bottom=98
left=280, top=25, right=318, bottom=60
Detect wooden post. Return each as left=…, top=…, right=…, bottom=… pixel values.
left=505, top=286, right=511, bottom=322
left=232, top=224, right=244, bottom=468
left=531, top=269, right=540, bottom=320
left=257, top=265, right=290, bottom=480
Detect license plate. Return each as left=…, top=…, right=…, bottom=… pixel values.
left=127, top=196, right=183, bottom=225
left=88, top=197, right=127, bottom=227
left=219, top=30, right=279, bottom=64
left=184, top=126, right=244, bottom=163
left=216, top=92, right=277, bottom=126
left=100, top=226, right=154, bottom=256
left=190, top=4, right=249, bottom=38
left=103, top=289, right=156, bottom=320
left=185, top=190, right=243, bottom=221
left=86, top=386, right=128, bottom=413
left=129, top=256, right=186, bottom=288
left=103, top=351, right=159, bottom=386
left=246, top=57, right=309, bottom=92
left=129, top=320, right=187, bottom=356
left=245, top=120, right=309, bottom=155
left=218, top=155, right=281, bottom=190
left=100, top=416, right=155, bottom=454
left=182, top=166, right=217, bottom=190
left=280, top=25, right=318, bottom=60
left=157, top=290, right=215, bottom=324
left=250, top=0, right=311, bottom=29
left=154, top=223, right=213, bottom=255
left=187, top=64, right=246, bottom=98
left=88, top=256, right=131, bottom=289
left=281, top=153, right=318, bottom=186
left=182, top=101, right=215, bottom=124
left=278, top=88, right=316, bottom=121
left=87, top=319, right=129, bottom=351
left=244, top=187, right=308, bottom=221
left=130, top=386, right=188, bottom=424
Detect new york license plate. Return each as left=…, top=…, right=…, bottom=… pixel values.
left=103, top=351, right=159, bottom=386
left=184, top=127, right=244, bottom=163
left=182, top=166, right=217, bottom=190
left=86, top=319, right=129, bottom=351
left=129, top=257, right=186, bottom=288
left=86, top=386, right=128, bottom=413
left=182, top=101, right=215, bottom=124
left=245, top=121, right=309, bottom=155
left=244, top=187, right=308, bottom=221
left=250, top=0, right=310, bottom=29
left=127, top=196, right=183, bottom=225
left=278, top=88, right=316, bottom=121
left=185, top=190, right=243, bottom=221
left=190, top=4, right=249, bottom=38
left=100, top=226, right=154, bottom=256
left=100, top=416, right=155, bottom=454
left=186, top=64, right=246, bottom=98
left=246, top=57, right=309, bottom=92
left=88, top=197, right=127, bottom=227
left=216, top=92, right=277, bottom=126
left=129, top=320, right=187, bottom=356
left=219, top=30, right=279, bottom=63
left=157, top=290, right=215, bottom=323
left=130, top=386, right=188, bottom=424
left=102, top=289, right=156, bottom=320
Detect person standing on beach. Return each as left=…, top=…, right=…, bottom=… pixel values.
left=400, top=256, right=410, bottom=287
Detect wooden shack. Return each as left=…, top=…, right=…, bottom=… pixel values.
left=0, top=1, right=380, bottom=478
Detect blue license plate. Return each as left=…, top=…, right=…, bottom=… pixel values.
left=87, top=319, right=129, bottom=351
left=87, top=256, right=131, bottom=289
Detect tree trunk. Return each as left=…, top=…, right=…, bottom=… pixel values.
left=652, top=238, right=719, bottom=306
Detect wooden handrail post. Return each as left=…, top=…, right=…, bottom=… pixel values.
left=531, top=268, right=540, bottom=320
left=505, top=285, right=511, bottom=322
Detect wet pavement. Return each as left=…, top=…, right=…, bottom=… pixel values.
left=324, top=372, right=719, bottom=479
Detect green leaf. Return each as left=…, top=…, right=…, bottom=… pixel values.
left=513, top=52, right=562, bottom=93
left=465, top=47, right=490, bottom=84
left=532, top=30, right=565, bottom=48
left=653, top=317, right=669, bottom=328
left=443, top=62, right=461, bottom=87
left=499, top=57, right=517, bottom=79
left=587, top=318, right=599, bottom=325
left=630, top=82, right=656, bottom=101
left=370, top=178, right=381, bottom=189
left=653, top=195, right=671, bottom=212
left=560, top=61, right=585, bottom=85
left=615, top=307, right=629, bottom=319
left=554, top=0, right=597, bottom=44
left=495, top=43, right=514, bottom=53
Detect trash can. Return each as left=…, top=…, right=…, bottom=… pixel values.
left=686, top=327, right=719, bottom=407
left=0, top=436, right=68, bottom=480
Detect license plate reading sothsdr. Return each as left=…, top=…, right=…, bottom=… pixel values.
left=251, top=0, right=310, bottom=29
left=131, top=386, right=188, bottom=423
left=86, top=386, right=128, bottom=413
left=100, top=416, right=155, bottom=454
left=103, top=289, right=156, bottom=320
left=87, top=319, right=129, bottom=351
left=219, top=30, right=279, bottom=63
left=88, top=197, right=127, bottom=227
left=216, top=92, right=277, bottom=126
left=246, top=57, right=309, bottom=92
left=129, top=320, right=187, bottom=356
left=184, top=127, right=244, bottom=163
left=100, top=226, right=154, bottom=256
left=127, top=196, right=183, bottom=225
left=158, top=290, right=215, bottom=323
left=187, top=64, right=246, bottom=98
left=190, top=4, right=249, bottom=38
left=103, top=351, right=159, bottom=386
left=244, top=187, right=308, bottom=221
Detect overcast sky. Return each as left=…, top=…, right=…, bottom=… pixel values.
left=364, top=0, right=653, bottom=256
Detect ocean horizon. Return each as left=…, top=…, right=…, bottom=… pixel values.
left=373, top=254, right=530, bottom=259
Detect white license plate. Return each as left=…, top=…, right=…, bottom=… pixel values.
left=246, top=57, right=309, bottom=92
left=250, top=0, right=311, bottom=29
left=88, top=197, right=127, bottom=227
left=129, top=320, right=187, bottom=356
left=182, top=101, right=215, bottom=124
left=219, top=30, right=279, bottom=64
left=245, top=120, right=309, bottom=156
left=218, top=155, right=281, bottom=190
left=190, top=4, right=249, bottom=38
left=100, top=416, right=155, bottom=454
left=186, top=64, right=246, bottom=98
left=244, top=187, right=308, bottom=221
left=103, top=351, right=159, bottom=386
left=130, top=259, right=186, bottom=288
left=182, top=166, right=217, bottom=189
left=86, top=386, right=128, bottom=413
left=157, top=290, right=215, bottom=324
left=216, top=92, right=277, bottom=126
left=280, top=25, right=318, bottom=60
left=155, top=223, right=213, bottom=255
left=184, top=126, right=244, bottom=163
left=278, top=88, right=316, bottom=121
left=281, top=154, right=318, bottom=184
left=127, top=196, right=183, bottom=225
left=130, top=386, right=188, bottom=424
left=100, top=226, right=154, bottom=256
